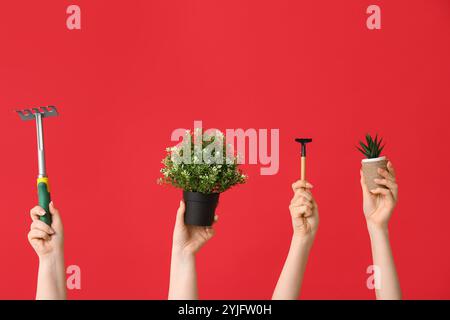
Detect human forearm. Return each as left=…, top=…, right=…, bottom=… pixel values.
left=36, top=252, right=66, bottom=300
left=168, top=247, right=198, bottom=300
left=368, top=226, right=402, bottom=300
left=272, top=236, right=312, bottom=300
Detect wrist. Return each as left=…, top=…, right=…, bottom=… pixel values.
left=291, top=233, right=315, bottom=249
left=39, top=250, right=65, bottom=265
left=366, top=220, right=389, bottom=235
left=172, top=244, right=196, bottom=261
left=367, top=222, right=389, bottom=241
left=37, top=250, right=67, bottom=300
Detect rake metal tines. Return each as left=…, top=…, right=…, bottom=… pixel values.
left=16, top=106, right=58, bottom=121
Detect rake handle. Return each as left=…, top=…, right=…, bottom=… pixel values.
left=37, top=178, right=52, bottom=226
left=301, top=156, right=306, bottom=181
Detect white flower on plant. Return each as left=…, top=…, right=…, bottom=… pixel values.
left=182, top=170, right=190, bottom=177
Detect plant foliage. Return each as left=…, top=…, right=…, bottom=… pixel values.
left=158, top=129, right=247, bottom=194
left=357, top=133, right=385, bottom=159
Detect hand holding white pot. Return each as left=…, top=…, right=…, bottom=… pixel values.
left=360, top=161, right=398, bottom=231
left=360, top=161, right=402, bottom=300
left=172, top=200, right=217, bottom=255
left=289, top=180, right=319, bottom=243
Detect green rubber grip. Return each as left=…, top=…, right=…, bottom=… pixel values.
left=37, top=181, right=52, bottom=225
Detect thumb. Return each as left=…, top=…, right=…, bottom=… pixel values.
left=175, top=200, right=186, bottom=226
left=49, top=201, right=63, bottom=231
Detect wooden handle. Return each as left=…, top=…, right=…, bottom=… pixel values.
left=301, top=156, right=306, bottom=181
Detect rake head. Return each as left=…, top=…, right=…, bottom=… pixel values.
left=295, top=138, right=312, bottom=145
left=295, top=138, right=313, bottom=157
left=16, top=106, right=58, bottom=121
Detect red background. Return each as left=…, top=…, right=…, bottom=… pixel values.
left=0, top=0, right=449, bottom=299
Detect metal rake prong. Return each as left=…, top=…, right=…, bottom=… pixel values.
left=16, top=106, right=59, bottom=120
left=16, top=109, right=35, bottom=121
left=40, top=106, right=58, bottom=118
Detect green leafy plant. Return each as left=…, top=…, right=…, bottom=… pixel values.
left=158, top=129, right=247, bottom=194
left=357, top=134, right=385, bottom=159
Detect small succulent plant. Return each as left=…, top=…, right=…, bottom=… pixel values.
left=357, top=134, right=385, bottom=159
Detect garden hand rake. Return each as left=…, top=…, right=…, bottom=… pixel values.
left=17, top=106, right=59, bottom=225
left=295, top=138, right=312, bottom=181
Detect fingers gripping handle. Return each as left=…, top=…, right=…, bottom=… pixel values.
left=37, top=178, right=52, bottom=225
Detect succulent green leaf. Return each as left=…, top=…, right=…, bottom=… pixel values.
left=359, top=142, right=370, bottom=154
left=356, top=146, right=367, bottom=156
left=358, top=133, right=385, bottom=159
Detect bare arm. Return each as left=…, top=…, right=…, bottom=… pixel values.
left=368, top=226, right=401, bottom=299
left=272, top=180, right=319, bottom=300
left=37, top=254, right=67, bottom=300
left=272, top=237, right=312, bottom=299
left=361, top=161, right=401, bottom=300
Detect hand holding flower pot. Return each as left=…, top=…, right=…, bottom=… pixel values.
left=159, top=128, right=247, bottom=226
left=172, top=200, right=217, bottom=254
left=358, top=134, right=388, bottom=191
left=360, top=161, right=399, bottom=230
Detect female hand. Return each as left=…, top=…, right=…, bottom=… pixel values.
left=172, top=200, right=217, bottom=256
left=289, top=180, right=319, bottom=244
left=28, top=202, right=64, bottom=259
left=272, top=180, right=319, bottom=300
left=361, top=161, right=398, bottom=231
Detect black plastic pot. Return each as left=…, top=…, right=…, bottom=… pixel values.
left=183, top=191, right=220, bottom=226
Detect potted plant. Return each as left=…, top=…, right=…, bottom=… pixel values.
left=159, top=128, right=247, bottom=226
left=357, top=134, right=387, bottom=191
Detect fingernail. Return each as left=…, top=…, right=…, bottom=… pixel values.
left=49, top=228, right=55, bottom=234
